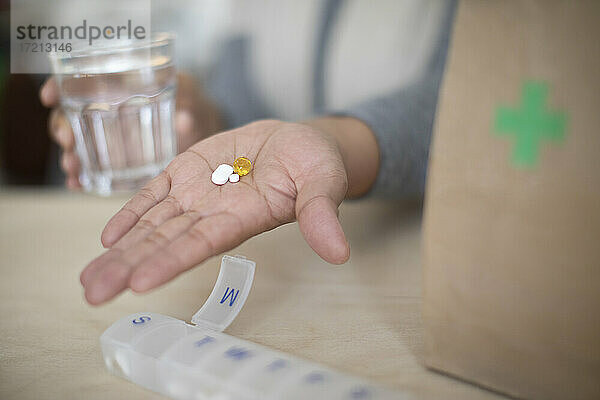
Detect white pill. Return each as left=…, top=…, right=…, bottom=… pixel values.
left=211, top=164, right=234, bottom=185
left=229, top=174, right=240, bottom=183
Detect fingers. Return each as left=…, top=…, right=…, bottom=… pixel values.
left=40, top=77, right=60, bottom=107
left=83, top=257, right=132, bottom=305
left=82, top=214, right=191, bottom=304
left=80, top=248, right=123, bottom=286
left=129, top=211, right=246, bottom=292
left=101, top=171, right=172, bottom=247
left=49, top=108, right=81, bottom=188
left=61, top=151, right=81, bottom=184
left=81, top=208, right=199, bottom=292
left=110, top=194, right=183, bottom=251
left=83, top=209, right=248, bottom=304
left=66, top=175, right=82, bottom=190
left=295, top=176, right=350, bottom=264
left=49, top=109, right=75, bottom=151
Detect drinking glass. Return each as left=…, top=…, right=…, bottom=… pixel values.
left=49, top=33, right=177, bottom=195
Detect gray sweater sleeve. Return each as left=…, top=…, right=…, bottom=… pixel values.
left=334, top=2, right=456, bottom=198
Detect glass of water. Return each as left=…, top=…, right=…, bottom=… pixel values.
left=49, top=33, right=177, bottom=196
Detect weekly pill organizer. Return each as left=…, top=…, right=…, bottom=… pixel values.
left=101, top=256, right=407, bottom=399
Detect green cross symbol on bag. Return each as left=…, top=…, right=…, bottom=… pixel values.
left=494, top=81, right=567, bottom=167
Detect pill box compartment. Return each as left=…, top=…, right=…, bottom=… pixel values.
left=100, top=313, right=190, bottom=392
left=158, top=330, right=236, bottom=399
left=101, top=313, right=406, bottom=399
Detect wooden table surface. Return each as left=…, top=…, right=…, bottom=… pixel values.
left=0, top=190, right=506, bottom=400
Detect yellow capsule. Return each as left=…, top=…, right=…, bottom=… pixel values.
left=233, top=157, right=252, bottom=176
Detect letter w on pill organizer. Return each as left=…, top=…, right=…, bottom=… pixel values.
left=220, top=287, right=239, bottom=307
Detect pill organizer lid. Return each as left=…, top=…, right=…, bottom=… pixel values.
left=191, top=255, right=255, bottom=332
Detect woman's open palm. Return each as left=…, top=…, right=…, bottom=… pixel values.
left=81, top=120, right=350, bottom=304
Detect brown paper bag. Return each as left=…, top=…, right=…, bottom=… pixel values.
left=422, top=2, right=600, bottom=399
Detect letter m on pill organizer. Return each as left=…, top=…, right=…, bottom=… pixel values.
left=220, top=287, right=239, bottom=307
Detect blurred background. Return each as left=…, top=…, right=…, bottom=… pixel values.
left=0, top=0, right=446, bottom=190
left=0, top=0, right=56, bottom=186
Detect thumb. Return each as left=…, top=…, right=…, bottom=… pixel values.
left=175, top=109, right=197, bottom=151
left=295, top=175, right=350, bottom=264
left=40, top=77, right=59, bottom=107
left=175, top=109, right=194, bottom=135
